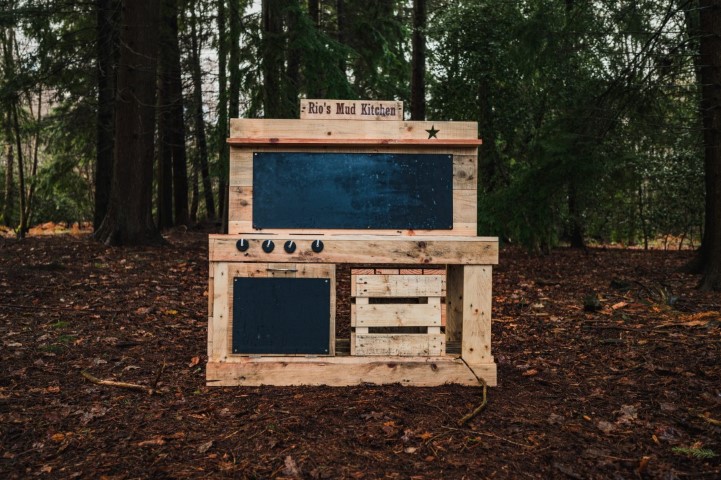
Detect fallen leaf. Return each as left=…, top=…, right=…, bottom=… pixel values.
left=404, top=447, right=417, bottom=454
left=597, top=420, right=616, bottom=434
left=164, top=309, right=178, bottom=316
left=611, top=301, right=627, bottom=310
left=51, top=433, right=65, bottom=442
left=46, top=386, right=60, bottom=394
left=522, top=369, right=539, bottom=377
left=137, top=437, right=166, bottom=447
left=283, top=455, right=301, bottom=478
left=418, top=432, right=433, bottom=440
left=197, top=440, right=213, bottom=454
left=188, top=356, right=200, bottom=367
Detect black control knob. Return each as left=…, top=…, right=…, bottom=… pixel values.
left=284, top=240, right=296, bottom=253
left=236, top=239, right=249, bottom=252
left=311, top=239, right=324, bottom=253
left=262, top=240, right=275, bottom=253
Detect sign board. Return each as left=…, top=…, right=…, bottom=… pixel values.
left=300, top=99, right=403, bottom=121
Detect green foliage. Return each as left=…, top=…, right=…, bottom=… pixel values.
left=672, top=446, right=718, bottom=459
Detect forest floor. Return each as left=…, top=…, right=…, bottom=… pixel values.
left=1, top=232, right=720, bottom=479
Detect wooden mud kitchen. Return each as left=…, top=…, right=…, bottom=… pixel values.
left=207, top=99, right=499, bottom=386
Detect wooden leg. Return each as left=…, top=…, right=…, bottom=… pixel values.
left=461, top=265, right=493, bottom=365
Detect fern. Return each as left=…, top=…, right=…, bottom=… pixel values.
left=672, top=446, right=718, bottom=459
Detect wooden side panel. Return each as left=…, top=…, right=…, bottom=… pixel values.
left=353, top=274, right=444, bottom=297
left=461, top=265, right=493, bottom=365
left=207, top=357, right=496, bottom=387
left=453, top=155, right=477, bottom=190
left=230, top=119, right=478, bottom=140
left=210, top=263, right=229, bottom=362
left=229, top=149, right=253, bottom=187
left=351, top=303, right=441, bottom=327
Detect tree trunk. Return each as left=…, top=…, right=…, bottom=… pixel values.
left=336, top=0, right=347, bottom=74
left=286, top=2, right=301, bottom=118
left=410, top=0, right=426, bottom=120
left=157, top=0, right=188, bottom=228
left=2, top=110, right=14, bottom=227
left=94, top=0, right=163, bottom=246
left=94, top=0, right=119, bottom=231
left=697, top=0, right=721, bottom=290
left=23, top=88, right=42, bottom=230
left=262, top=0, right=284, bottom=118
left=167, top=0, right=188, bottom=226
left=308, top=0, right=319, bottom=26
left=217, top=0, right=232, bottom=233
left=189, top=2, right=215, bottom=220
left=10, top=103, right=26, bottom=238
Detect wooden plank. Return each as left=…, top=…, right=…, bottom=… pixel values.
left=351, top=303, right=441, bottom=327
left=206, top=357, right=496, bottom=387
left=229, top=119, right=478, bottom=141
left=400, top=269, right=423, bottom=275
left=446, top=265, right=464, bottom=343
left=227, top=186, right=251, bottom=223
left=300, top=99, right=403, bottom=121
left=353, top=274, right=444, bottom=297
left=229, top=149, right=253, bottom=187
left=461, top=265, right=493, bottom=365
left=210, top=235, right=499, bottom=265
left=227, top=138, right=482, bottom=147
left=453, top=155, right=477, bottom=190
left=210, top=263, right=229, bottom=362
left=453, top=189, right=477, bottom=224
left=235, top=145, right=478, bottom=156
left=228, top=222, right=477, bottom=237
left=351, top=268, right=375, bottom=275
left=354, top=334, right=445, bottom=356
left=375, top=268, right=399, bottom=274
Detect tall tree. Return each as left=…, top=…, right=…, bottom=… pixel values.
left=94, top=0, right=119, bottom=231
left=697, top=0, right=721, bottom=290
left=188, top=0, right=215, bottom=219
left=262, top=0, right=285, bottom=117
left=2, top=111, right=13, bottom=227
left=410, top=0, right=426, bottom=120
left=95, top=0, right=163, bottom=245
left=157, top=0, right=189, bottom=228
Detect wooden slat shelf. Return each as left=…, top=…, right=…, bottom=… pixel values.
left=227, top=138, right=482, bottom=147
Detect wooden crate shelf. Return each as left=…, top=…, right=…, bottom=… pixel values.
left=351, top=272, right=446, bottom=357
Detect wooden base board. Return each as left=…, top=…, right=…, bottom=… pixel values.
left=206, top=357, right=496, bottom=387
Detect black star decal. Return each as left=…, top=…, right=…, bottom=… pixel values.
left=425, top=125, right=439, bottom=139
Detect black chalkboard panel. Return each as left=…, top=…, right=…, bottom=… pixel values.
left=232, top=277, right=331, bottom=355
left=252, top=152, right=453, bottom=230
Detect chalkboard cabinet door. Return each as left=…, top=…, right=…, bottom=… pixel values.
left=227, top=263, right=336, bottom=355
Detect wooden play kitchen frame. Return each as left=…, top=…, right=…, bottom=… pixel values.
left=207, top=100, right=498, bottom=386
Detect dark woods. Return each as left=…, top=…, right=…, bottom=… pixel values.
left=1, top=1, right=720, bottom=286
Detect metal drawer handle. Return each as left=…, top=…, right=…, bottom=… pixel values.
left=266, top=268, right=298, bottom=273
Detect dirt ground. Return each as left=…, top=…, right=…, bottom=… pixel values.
left=1, top=232, right=720, bottom=479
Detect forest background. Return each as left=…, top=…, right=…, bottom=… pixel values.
left=0, top=0, right=719, bottom=285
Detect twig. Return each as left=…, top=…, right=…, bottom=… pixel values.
left=0, top=303, right=124, bottom=315
left=150, top=360, right=166, bottom=393
left=81, top=370, right=156, bottom=395
left=441, top=426, right=534, bottom=448
left=458, top=378, right=487, bottom=426
left=458, top=358, right=488, bottom=426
